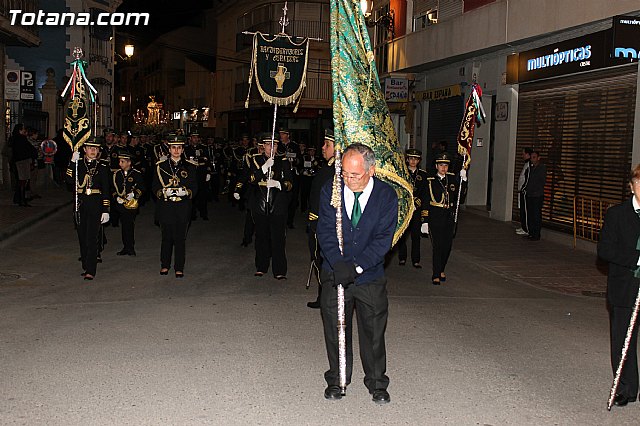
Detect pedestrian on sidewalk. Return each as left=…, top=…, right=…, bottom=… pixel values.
left=515, top=147, right=532, bottom=235
left=524, top=151, right=547, bottom=241
left=598, top=164, right=640, bottom=408
left=10, top=123, right=37, bottom=207
left=316, top=143, right=398, bottom=404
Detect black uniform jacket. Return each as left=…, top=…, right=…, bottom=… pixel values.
left=598, top=198, right=640, bottom=307
left=308, top=157, right=335, bottom=231
left=408, top=168, right=429, bottom=221
left=112, top=168, right=145, bottom=213
left=236, top=154, right=293, bottom=216
left=423, top=172, right=467, bottom=224
left=152, top=157, right=198, bottom=224
left=65, top=157, right=111, bottom=213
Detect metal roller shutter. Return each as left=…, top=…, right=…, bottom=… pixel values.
left=513, top=65, right=637, bottom=233
left=427, top=95, right=463, bottom=159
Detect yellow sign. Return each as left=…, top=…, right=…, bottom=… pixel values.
left=415, top=84, right=461, bottom=102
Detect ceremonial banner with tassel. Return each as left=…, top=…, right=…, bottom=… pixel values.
left=61, top=47, right=97, bottom=152
left=330, top=0, right=414, bottom=246
left=245, top=32, right=310, bottom=113
left=457, top=82, right=486, bottom=171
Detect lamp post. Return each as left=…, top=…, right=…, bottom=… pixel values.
left=116, top=44, right=135, bottom=129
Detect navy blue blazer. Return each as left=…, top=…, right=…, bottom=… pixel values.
left=317, top=176, right=398, bottom=285
left=598, top=198, right=640, bottom=307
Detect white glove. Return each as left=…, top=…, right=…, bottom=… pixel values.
left=421, top=223, right=429, bottom=235
left=117, top=197, right=125, bottom=204
left=261, top=157, right=275, bottom=174
left=266, top=179, right=281, bottom=190
left=100, top=213, right=110, bottom=224
left=159, top=155, right=167, bottom=162
left=175, top=188, right=188, bottom=197
left=233, top=192, right=241, bottom=201
left=205, top=174, right=211, bottom=182
left=126, top=192, right=135, bottom=201
left=163, top=188, right=175, bottom=197
left=460, top=169, right=468, bottom=181
left=71, top=151, right=80, bottom=163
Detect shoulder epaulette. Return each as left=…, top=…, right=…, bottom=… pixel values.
left=186, top=159, right=198, bottom=166
left=446, top=172, right=455, bottom=176
left=427, top=176, right=435, bottom=180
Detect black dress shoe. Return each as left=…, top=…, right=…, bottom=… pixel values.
left=175, top=271, right=184, bottom=278
left=254, top=271, right=265, bottom=277
left=398, top=260, right=406, bottom=266
left=324, top=385, right=343, bottom=400
left=432, top=278, right=441, bottom=285
left=275, top=275, right=287, bottom=280
left=307, top=300, right=321, bottom=309
left=440, top=273, right=446, bottom=282
left=83, top=274, right=94, bottom=281
left=614, top=394, right=637, bottom=407
left=128, top=250, right=136, bottom=256
left=160, top=269, right=169, bottom=276
left=96, top=256, right=102, bottom=263
left=372, top=389, right=390, bottom=404
left=117, top=249, right=128, bottom=256
left=413, top=263, right=422, bottom=269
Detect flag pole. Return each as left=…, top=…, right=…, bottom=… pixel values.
left=607, top=286, right=640, bottom=410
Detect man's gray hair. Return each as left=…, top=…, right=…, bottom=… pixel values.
left=344, top=143, right=376, bottom=170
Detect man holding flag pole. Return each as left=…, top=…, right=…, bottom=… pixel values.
left=315, top=0, right=415, bottom=404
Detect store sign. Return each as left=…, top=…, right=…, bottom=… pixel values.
left=385, top=78, right=408, bottom=102
left=4, top=70, right=20, bottom=100
left=20, top=70, right=35, bottom=100
left=611, top=16, right=640, bottom=65
left=414, top=84, right=461, bottom=102
left=517, top=32, right=607, bottom=83
left=172, top=112, right=181, bottom=120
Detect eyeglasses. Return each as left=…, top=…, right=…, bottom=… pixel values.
left=341, top=171, right=366, bottom=180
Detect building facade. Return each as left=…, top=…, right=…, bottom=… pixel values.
left=214, top=0, right=332, bottom=147
left=373, top=0, right=640, bottom=234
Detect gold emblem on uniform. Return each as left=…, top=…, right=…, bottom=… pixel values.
left=417, top=175, right=422, bottom=181
left=112, top=153, right=117, bottom=158
left=180, top=170, right=188, bottom=178
left=127, top=177, right=133, bottom=182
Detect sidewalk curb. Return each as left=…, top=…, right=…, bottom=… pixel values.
left=0, top=201, right=72, bottom=242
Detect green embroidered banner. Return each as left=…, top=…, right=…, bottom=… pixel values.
left=246, top=32, right=309, bottom=109
left=61, top=49, right=96, bottom=152
left=330, top=0, right=414, bottom=245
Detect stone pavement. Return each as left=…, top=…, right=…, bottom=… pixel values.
left=0, top=186, right=607, bottom=298
left=0, top=185, right=72, bottom=242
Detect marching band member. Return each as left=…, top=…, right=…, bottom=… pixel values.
left=152, top=135, right=198, bottom=278
left=112, top=151, right=144, bottom=256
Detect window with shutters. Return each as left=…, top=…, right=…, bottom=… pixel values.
left=513, top=66, right=637, bottom=233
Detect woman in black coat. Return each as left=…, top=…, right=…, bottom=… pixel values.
left=9, top=123, right=37, bottom=206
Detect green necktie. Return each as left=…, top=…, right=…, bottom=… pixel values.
left=352, top=192, right=362, bottom=228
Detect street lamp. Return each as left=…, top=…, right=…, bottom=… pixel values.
left=124, top=44, right=134, bottom=58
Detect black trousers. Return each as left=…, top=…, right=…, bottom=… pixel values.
left=120, top=210, right=136, bottom=252
left=307, top=227, right=322, bottom=301
left=253, top=212, right=287, bottom=276
left=160, top=221, right=189, bottom=271
left=519, top=192, right=529, bottom=233
left=210, top=173, right=220, bottom=201
left=243, top=210, right=255, bottom=245
left=300, top=176, right=313, bottom=212
left=430, top=210, right=455, bottom=279
left=320, top=269, right=389, bottom=392
left=287, top=177, right=300, bottom=227
left=398, top=215, right=422, bottom=264
left=77, top=202, right=101, bottom=276
left=610, top=305, right=639, bottom=399
left=526, top=195, right=543, bottom=239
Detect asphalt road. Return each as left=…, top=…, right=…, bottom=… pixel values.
left=0, top=202, right=635, bottom=425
